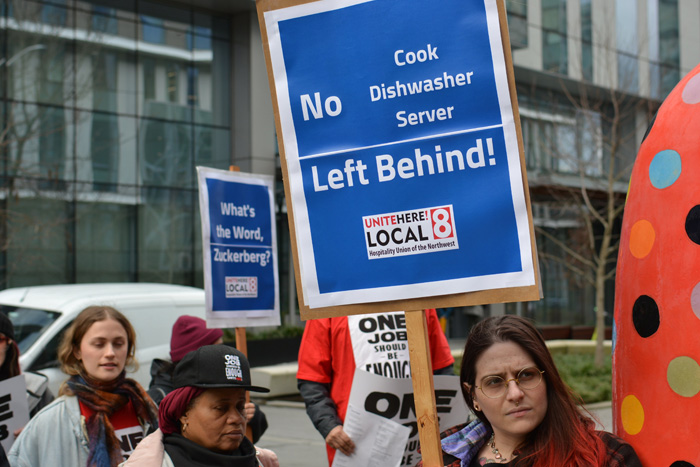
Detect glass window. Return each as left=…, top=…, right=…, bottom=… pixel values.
left=542, top=0, right=567, bottom=74
left=578, top=109, right=602, bottom=176
left=39, top=106, right=70, bottom=189
left=647, top=0, right=661, bottom=99
left=139, top=0, right=190, bottom=32
left=193, top=199, right=204, bottom=288
left=521, top=106, right=602, bottom=176
left=75, top=111, right=138, bottom=187
left=612, top=111, right=636, bottom=179
left=166, top=62, right=180, bottom=103
left=141, top=16, right=165, bottom=44
left=194, top=12, right=230, bottom=41
left=7, top=1, right=76, bottom=105
left=83, top=0, right=137, bottom=18
left=527, top=226, right=596, bottom=326
left=3, top=307, right=61, bottom=354
left=91, top=6, right=118, bottom=35
left=0, top=22, right=5, bottom=101
left=143, top=57, right=157, bottom=101
left=76, top=202, right=136, bottom=282
left=186, top=25, right=212, bottom=51
left=193, top=37, right=230, bottom=126
left=5, top=104, right=73, bottom=187
left=616, top=0, right=638, bottom=93
left=580, top=0, right=592, bottom=82
left=76, top=7, right=138, bottom=114
left=91, top=113, right=119, bottom=188
left=658, top=0, right=679, bottom=97
left=555, top=124, right=577, bottom=173
left=41, top=0, right=68, bottom=27
left=6, top=39, right=72, bottom=106
left=138, top=0, right=190, bottom=49
left=29, top=321, right=69, bottom=371
left=138, top=57, right=192, bottom=122
left=139, top=118, right=193, bottom=187
left=6, top=197, right=71, bottom=286
left=194, top=125, right=230, bottom=170
left=138, top=188, right=195, bottom=284
left=506, top=0, right=528, bottom=49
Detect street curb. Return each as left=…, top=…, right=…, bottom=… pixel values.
left=263, top=399, right=307, bottom=409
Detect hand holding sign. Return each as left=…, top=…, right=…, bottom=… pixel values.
left=326, top=426, right=356, bottom=457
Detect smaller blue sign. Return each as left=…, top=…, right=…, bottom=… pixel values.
left=197, top=168, right=280, bottom=326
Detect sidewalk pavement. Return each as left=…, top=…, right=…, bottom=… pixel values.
left=254, top=398, right=614, bottom=467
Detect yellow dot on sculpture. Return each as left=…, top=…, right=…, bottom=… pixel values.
left=620, top=395, right=644, bottom=435
left=629, top=220, right=655, bottom=258
left=667, top=356, right=700, bottom=397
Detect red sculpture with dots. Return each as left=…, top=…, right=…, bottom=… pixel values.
left=614, top=63, right=700, bottom=467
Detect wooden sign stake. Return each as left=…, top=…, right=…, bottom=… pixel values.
left=405, top=310, right=444, bottom=467
left=228, top=165, right=255, bottom=443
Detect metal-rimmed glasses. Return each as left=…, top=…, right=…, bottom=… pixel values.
left=475, top=367, right=545, bottom=398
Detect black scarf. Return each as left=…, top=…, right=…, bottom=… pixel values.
left=163, top=433, right=259, bottom=467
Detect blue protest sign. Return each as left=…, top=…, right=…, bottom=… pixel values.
left=260, top=0, right=537, bottom=310
left=197, top=167, right=280, bottom=327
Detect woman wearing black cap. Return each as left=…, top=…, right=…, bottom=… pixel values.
left=122, top=344, right=278, bottom=467
left=147, top=315, right=268, bottom=444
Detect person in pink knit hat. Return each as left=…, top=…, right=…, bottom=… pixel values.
left=147, top=315, right=268, bottom=442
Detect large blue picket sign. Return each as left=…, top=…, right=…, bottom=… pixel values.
left=265, top=0, right=534, bottom=308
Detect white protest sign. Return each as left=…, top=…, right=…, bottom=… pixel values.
left=332, top=404, right=411, bottom=467
left=0, top=375, right=29, bottom=453
left=347, top=370, right=470, bottom=467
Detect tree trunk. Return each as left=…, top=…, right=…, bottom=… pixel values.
left=594, top=267, right=607, bottom=367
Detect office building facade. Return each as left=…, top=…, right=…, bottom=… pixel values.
left=1, top=0, right=697, bottom=325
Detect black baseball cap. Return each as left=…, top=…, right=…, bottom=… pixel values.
left=173, top=344, right=270, bottom=393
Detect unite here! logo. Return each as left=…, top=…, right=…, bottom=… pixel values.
left=224, top=354, right=243, bottom=381
left=363, top=205, right=458, bottom=259
left=225, top=276, right=258, bottom=298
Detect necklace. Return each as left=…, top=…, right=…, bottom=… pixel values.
left=488, top=433, right=508, bottom=463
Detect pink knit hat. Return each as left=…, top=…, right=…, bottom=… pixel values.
left=169, top=315, right=223, bottom=362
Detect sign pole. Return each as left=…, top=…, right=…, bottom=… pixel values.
left=405, top=310, right=444, bottom=467
left=227, top=165, right=255, bottom=443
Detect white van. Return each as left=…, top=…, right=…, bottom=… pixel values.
left=0, top=283, right=208, bottom=396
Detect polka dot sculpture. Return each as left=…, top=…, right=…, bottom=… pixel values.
left=613, top=64, right=700, bottom=467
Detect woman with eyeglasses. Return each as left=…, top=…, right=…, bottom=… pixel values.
left=425, top=315, right=641, bottom=467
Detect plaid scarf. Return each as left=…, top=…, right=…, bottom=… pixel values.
left=66, top=373, right=158, bottom=467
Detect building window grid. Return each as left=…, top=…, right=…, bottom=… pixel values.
left=0, top=0, right=232, bottom=287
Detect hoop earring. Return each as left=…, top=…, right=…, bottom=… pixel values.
left=473, top=402, right=481, bottom=412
